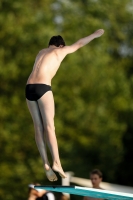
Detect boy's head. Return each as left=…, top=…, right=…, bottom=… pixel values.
left=48, top=35, right=65, bottom=47
left=90, top=169, right=103, bottom=188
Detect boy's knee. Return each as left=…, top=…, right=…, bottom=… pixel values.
left=35, top=122, right=43, bottom=132
left=45, top=123, right=55, bottom=133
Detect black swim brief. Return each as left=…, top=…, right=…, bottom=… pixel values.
left=25, top=84, right=52, bottom=101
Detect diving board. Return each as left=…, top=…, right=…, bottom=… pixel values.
left=34, top=185, right=133, bottom=200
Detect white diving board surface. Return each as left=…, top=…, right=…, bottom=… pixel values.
left=34, top=185, right=133, bottom=200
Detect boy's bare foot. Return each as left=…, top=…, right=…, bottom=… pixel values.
left=52, top=163, right=67, bottom=178
left=94, top=29, right=104, bottom=38
left=44, top=164, right=58, bottom=182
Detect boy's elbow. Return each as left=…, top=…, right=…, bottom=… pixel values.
left=77, top=39, right=84, bottom=47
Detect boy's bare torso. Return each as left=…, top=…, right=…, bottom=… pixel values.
left=27, top=29, right=104, bottom=86
left=27, top=47, right=65, bottom=85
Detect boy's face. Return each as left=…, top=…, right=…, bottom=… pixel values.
left=90, top=174, right=102, bottom=188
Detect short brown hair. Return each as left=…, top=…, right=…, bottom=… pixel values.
left=90, top=169, right=103, bottom=178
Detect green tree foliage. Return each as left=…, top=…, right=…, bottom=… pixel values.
left=0, top=0, right=133, bottom=199
left=0, top=0, right=57, bottom=199
left=51, top=0, right=133, bottom=182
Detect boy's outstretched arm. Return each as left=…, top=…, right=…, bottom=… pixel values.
left=62, top=29, right=104, bottom=55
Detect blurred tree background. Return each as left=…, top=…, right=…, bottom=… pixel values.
left=0, top=0, right=133, bottom=199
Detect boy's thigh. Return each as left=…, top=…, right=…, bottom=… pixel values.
left=37, top=91, right=55, bottom=125
left=26, top=99, right=42, bottom=125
